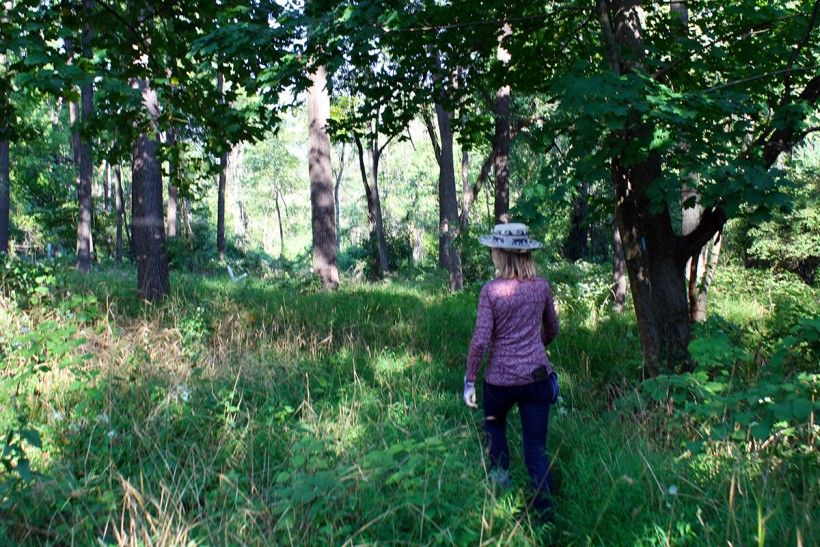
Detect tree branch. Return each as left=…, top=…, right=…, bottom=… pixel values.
left=461, top=151, right=493, bottom=228
left=676, top=206, right=726, bottom=265
left=421, top=107, right=442, bottom=166
left=782, top=0, right=820, bottom=105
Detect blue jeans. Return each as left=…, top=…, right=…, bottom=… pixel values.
left=483, top=378, right=554, bottom=513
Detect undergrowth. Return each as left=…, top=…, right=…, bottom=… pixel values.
left=0, top=259, right=817, bottom=545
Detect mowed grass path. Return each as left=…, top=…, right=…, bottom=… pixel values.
left=2, top=265, right=817, bottom=545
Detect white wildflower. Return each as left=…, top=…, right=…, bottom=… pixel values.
left=668, top=484, right=679, bottom=496
left=107, top=430, right=116, bottom=439
left=51, top=410, right=64, bottom=422
left=96, top=413, right=110, bottom=424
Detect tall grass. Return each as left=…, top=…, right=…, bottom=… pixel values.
left=0, top=263, right=817, bottom=545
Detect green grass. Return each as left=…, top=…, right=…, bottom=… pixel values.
left=0, top=263, right=817, bottom=545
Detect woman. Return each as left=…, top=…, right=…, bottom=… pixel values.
left=462, top=222, right=560, bottom=522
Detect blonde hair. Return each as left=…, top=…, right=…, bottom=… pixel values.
left=491, top=248, right=538, bottom=280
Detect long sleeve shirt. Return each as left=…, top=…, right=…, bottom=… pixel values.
left=465, top=277, right=559, bottom=386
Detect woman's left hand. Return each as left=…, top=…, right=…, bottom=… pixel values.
left=463, top=378, right=478, bottom=408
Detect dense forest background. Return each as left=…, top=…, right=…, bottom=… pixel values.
left=1, top=0, right=818, bottom=544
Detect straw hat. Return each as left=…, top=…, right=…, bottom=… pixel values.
left=478, top=223, right=543, bottom=253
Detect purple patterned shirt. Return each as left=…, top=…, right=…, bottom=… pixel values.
left=465, top=277, right=559, bottom=386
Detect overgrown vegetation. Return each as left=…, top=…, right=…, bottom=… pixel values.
left=1, top=258, right=816, bottom=545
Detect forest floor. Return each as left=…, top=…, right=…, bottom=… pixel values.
left=1, top=261, right=818, bottom=545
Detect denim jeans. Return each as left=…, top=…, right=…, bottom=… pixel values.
left=483, top=378, right=554, bottom=513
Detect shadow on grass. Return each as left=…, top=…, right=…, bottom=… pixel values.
left=3, top=267, right=815, bottom=545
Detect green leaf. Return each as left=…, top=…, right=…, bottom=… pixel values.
left=792, top=399, right=812, bottom=421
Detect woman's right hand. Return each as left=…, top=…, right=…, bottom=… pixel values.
left=463, top=378, right=478, bottom=408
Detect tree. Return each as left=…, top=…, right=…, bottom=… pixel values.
left=585, top=0, right=820, bottom=374
left=352, top=129, right=390, bottom=277
left=308, top=64, right=340, bottom=288
left=493, top=23, right=512, bottom=224
left=131, top=79, right=169, bottom=301
left=74, top=1, right=94, bottom=273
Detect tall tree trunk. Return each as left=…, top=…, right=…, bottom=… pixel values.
left=275, top=190, right=284, bottom=260
left=563, top=181, right=589, bottom=261
left=75, top=4, right=94, bottom=273
left=369, top=144, right=389, bottom=275
left=597, top=0, right=694, bottom=375
left=492, top=86, right=511, bottom=224
left=612, top=224, right=627, bottom=313
left=104, top=161, right=112, bottom=212
left=131, top=79, right=169, bottom=301
left=461, top=149, right=469, bottom=229
left=308, top=65, right=339, bottom=288
left=217, top=151, right=227, bottom=258
left=0, top=47, right=8, bottom=254
left=216, top=73, right=227, bottom=260
left=493, top=22, right=512, bottom=224
left=435, top=103, right=464, bottom=291
left=333, top=144, right=345, bottom=254
left=0, top=137, right=8, bottom=254
left=353, top=134, right=389, bottom=277
left=75, top=79, right=93, bottom=272
left=422, top=107, right=449, bottom=268
left=115, top=163, right=124, bottom=262
left=166, top=129, right=178, bottom=238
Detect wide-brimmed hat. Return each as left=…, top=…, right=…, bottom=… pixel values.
left=479, top=223, right=543, bottom=253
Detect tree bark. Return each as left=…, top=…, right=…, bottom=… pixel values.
left=493, top=23, right=512, bottom=224
left=369, top=143, right=389, bottom=275
left=275, top=190, right=284, bottom=260
left=333, top=144, right=345, bottom=254
left=308, top=65, right=339, bottom=288
left=0, top=46, right=8, bottom=254
left=131, top=79, right=169, bottom=301
left=75, top=79, right=93, bottom=272
left=563, top=181, right=589, bottom=261
left=166, top=129, right=178, bottom=238
left=353, top=134, right=389, bottom=277
left=461, top=149, right=469, bottom=229
left=435, top=103, right=464, bottom=291
left=216, top=73, right=227, bottom=260
left=115, top=163, right=124, bottom=262
left=421, top=107, right=449, bottom=268
left=75, top=4, right=94, bottom=273
left=612, top=224, right=627, bottom=313
left=104, top=161, right=112, bottom=212
left=0, top=137, right=8, bottom=254
left=493, top=87, right=511, bottom=224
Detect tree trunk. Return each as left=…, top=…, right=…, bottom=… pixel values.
left=75, top=78, right=93, bottom=272
left=308, top=64, right=339, bottom=288
left=435, top=103, right=464, bottom=291
left=695, top=232, right=722, bottom=322
left=0, top=46, right=8, bottom=254
left=563, top=181, right=589, bottom=261
left=217, top=150, right=227, bottom=259
left=493, top=22, right=512, bottom=224
left=166, top=129, right=178, bottom=238
left=216, top=73, right=227, bottom=260
left=105, top=161, right=112, bottom=212
left=370, top=144, right=389, bottom=275
left=612, top=224, right=627, bottom=313
left=75, top=5, right=94, bottom=273
left=131, top=79, right=169, bottom=301
left=353, top=134, right=389, bottom=278
left=275, top=190, right=284, bottom=260
left=115, top=163, right=124, bottom=262
left=493, top=86, right=511, bottom=224
left=461, top=149, right=469, bottom=229
left=334, top=144, right=345, bottom=254
left=0, top=137, right=8, bottom=254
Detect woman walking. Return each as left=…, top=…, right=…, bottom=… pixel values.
left=462, top=222, right=560, bottom=523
